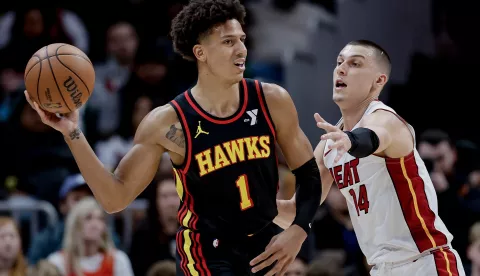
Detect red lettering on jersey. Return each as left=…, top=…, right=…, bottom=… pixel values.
left=350, top=158, right=360, bottom=183
left=331, top=158, right=361, bottom=190
left=333, top=166, right=343, bottom=188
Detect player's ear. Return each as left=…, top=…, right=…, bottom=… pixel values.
left=193, top=44, right=206, bottom=62
left=375, top=73, right=388, bottom=88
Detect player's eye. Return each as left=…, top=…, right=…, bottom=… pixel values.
left=224, top=39, right=232, bottom=45
left=336, top=61, right=342, bottom=66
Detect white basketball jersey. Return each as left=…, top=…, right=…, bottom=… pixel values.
left=323, top=101, right=453, bottom=265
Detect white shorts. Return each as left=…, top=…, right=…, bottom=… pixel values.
left=370, top=246, right=465, bottom=276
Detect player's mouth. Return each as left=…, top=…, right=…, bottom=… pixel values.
left=335, top=79, right=347, bottom=90
left=234, top=59, right=246, bottom=71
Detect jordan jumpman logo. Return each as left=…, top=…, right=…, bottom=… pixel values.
left=195, top=121, right=209, bottom=138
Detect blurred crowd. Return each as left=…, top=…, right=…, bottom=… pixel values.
left=0, top=0, right=479, bottom=276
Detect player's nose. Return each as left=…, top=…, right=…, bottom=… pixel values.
left=336, top=63, right=347, bottom=76
left=236, top=41, right=247, bottom=57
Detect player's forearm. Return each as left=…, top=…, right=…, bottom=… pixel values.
left=63, top=128, right=128, bottom=213
left=291, top=158, right=322, bottom=234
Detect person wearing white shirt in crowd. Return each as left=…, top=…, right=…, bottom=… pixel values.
left=47, top=197, right=133, bottom=276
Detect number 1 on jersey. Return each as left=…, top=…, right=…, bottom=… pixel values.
left=236, top=174, right=254, bottom=210
left=348, top=184, right=370, bottom=216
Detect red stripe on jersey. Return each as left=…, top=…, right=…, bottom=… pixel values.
left=386, top=152, right=448, bottom=252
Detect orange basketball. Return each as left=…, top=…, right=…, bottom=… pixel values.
left=24, top=43, right=95, bottom=114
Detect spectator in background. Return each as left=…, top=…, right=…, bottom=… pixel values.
left=417, top=129, right=469, bottom=260
left=27, top=174, right=121, bottom=264
left=0, top=217, right=28, bottom=276
left=462, top=167, right=480, bottom=219
left=28, top=260, right=61, bottom=276
left=129, top=176, right=179, bottom=276
left=0, top=7, right=89, bottom=55
left=83, top=21, right=139, bottom=142
left=306, top=251, right=344, bottom=276
left=95, top=95, right=153, bottom=172
left=146, top=260, right=176, bottom=276
left=0, top=97, right=77, bottom=205
left=467, top=222, right=480, bottom=276
left=47, top=197, right=133, bottom=276
left=116, top=40, right=176, bottom=131
left=418, top=129, right=459, bottom=192
left=285, top=257, right=308, bottom=276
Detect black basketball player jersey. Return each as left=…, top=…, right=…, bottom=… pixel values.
left=169, top=78, right=279, bottom=237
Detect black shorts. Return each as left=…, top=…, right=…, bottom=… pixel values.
left=176, top=223, right=282, bottom=276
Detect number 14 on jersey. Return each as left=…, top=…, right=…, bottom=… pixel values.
left=348, top=184, right=370, bottom=216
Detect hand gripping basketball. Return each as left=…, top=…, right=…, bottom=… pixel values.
left=314, top=113, right=352, bottom=163
left=24, top=90, right=79, bottom=137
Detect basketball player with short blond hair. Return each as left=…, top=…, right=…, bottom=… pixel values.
left=271, top=40, right=466, bottom=276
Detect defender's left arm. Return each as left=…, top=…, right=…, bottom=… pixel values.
left=262, top=83, right=322, bottom=234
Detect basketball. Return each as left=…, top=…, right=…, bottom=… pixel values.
left=24, top=43, right=95, bottom=114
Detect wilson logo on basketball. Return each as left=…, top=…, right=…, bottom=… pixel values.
left=63, top=76, right=83, bottom=109
left=45, top=88, right=53, bottom=102
left=43, top=102, right=62, bottom=109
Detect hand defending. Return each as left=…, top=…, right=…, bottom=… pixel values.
left=314, top=113, right=352, bottom=163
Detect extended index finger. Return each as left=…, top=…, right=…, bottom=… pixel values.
left=314, top=113, right=326, bottom=124
left=316, top=121, right=339, bottom=133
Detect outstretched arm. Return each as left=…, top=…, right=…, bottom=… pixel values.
left=316, top=109, right=413, bottom=161
left=64, top=106, right=175, bottom=213
left=25, top=88, right=178, bottom=214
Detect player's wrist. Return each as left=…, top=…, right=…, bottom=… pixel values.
left=291, top=221, right=310, bottom=236
left=63, top=126, right=82, bottom=140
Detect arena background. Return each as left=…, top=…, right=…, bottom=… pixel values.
left=0, top=0, right=478, bottom=275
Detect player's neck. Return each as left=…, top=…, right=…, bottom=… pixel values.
left=340, top=98, right=375, bottom=131
left=192, top=72, right=240, bottom=116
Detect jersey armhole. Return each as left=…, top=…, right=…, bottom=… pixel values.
left=254, top=80, right=276, bottom=139
left=169, top=100, right=192, bottom=173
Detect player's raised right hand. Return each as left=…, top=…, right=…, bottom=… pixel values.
left=24, top=90, right=79, bottom=136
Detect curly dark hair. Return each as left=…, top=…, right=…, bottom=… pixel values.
left=170, top=0, right=246, bottom=61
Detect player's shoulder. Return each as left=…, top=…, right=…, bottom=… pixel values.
left=134, top=104, right=180, bottom=144
left=260, top=82, right=289, bottom=98
left=139, top=104, right=179, bottom=130
left=362, top=106, right=406, bottom=130
left=260, top=82, right=293, bottom=108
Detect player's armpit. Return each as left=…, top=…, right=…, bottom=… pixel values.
left=359, top=110, right=413, bottom=158
left=314, top=140, right=334, bottom=205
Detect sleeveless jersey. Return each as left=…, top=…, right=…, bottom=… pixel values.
left=323, top=101, right=453, bottom=265
left=169, top=78, right=278, bottom=237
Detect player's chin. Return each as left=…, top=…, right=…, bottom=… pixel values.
left=230, top=72, right=244, bottom=82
